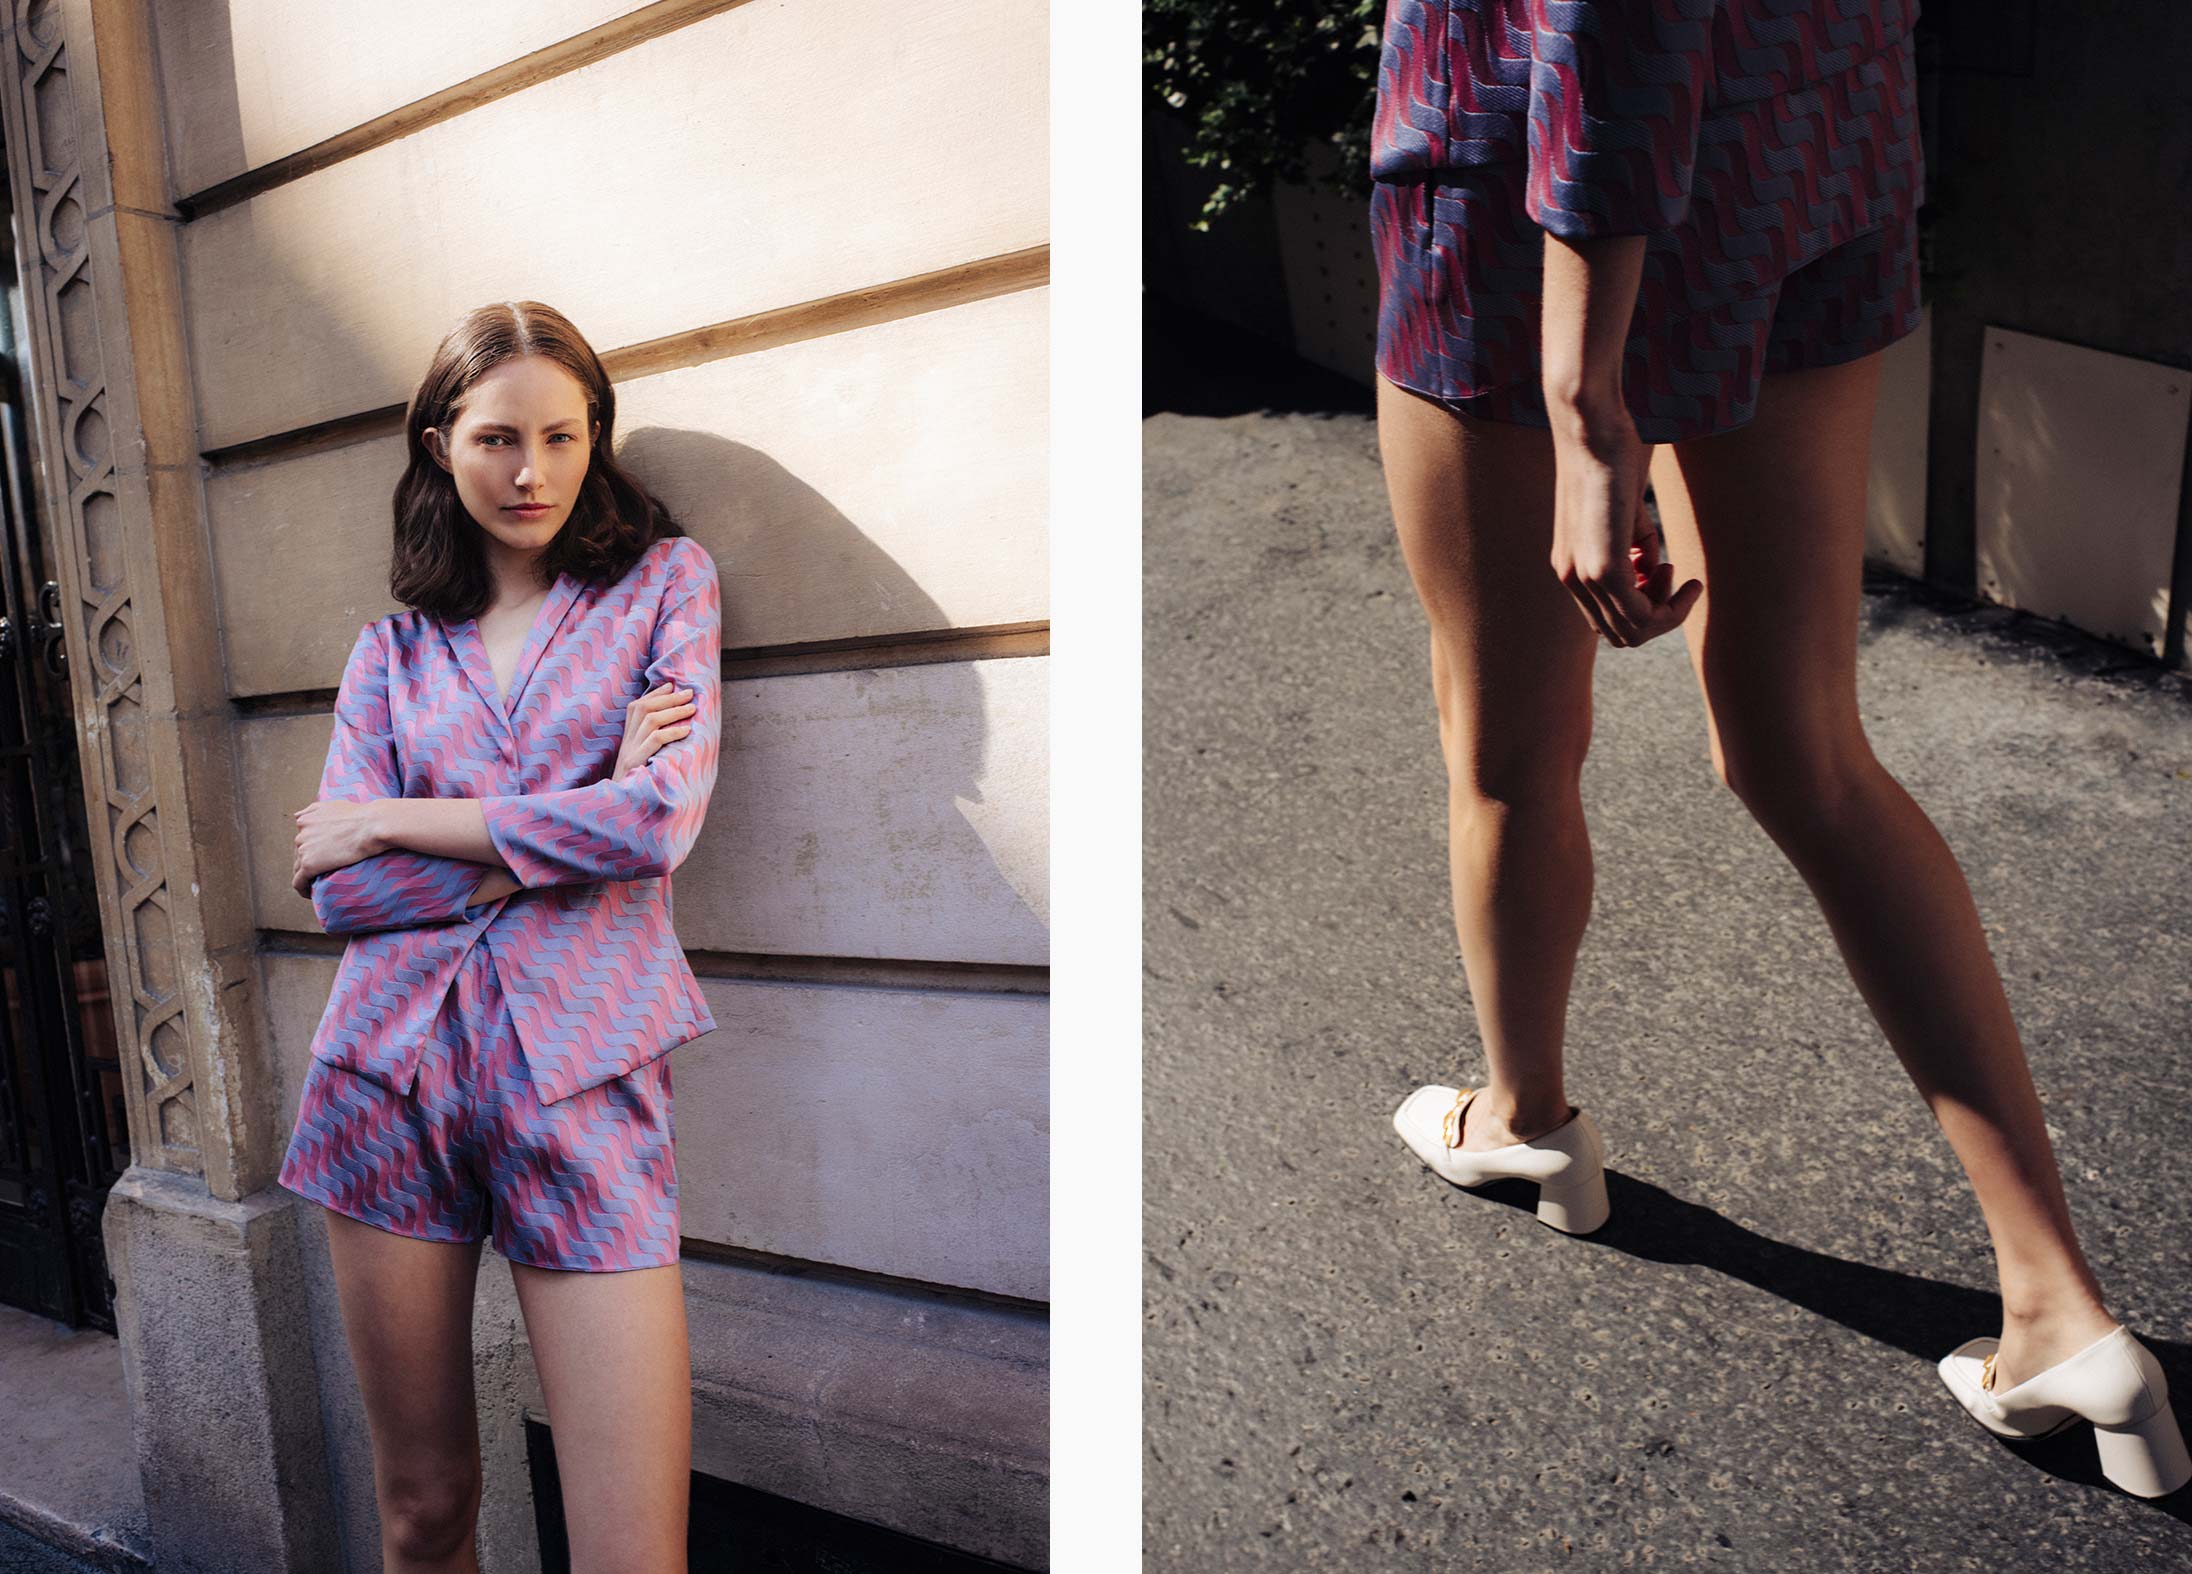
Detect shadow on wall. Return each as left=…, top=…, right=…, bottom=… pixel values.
left=619, top=423, right=1044, bottom=937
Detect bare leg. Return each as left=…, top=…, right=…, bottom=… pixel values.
left=1648, top=347, right=2117, bottom=1386
left=1375, top=372, right=1601, bottom=1147
left=512, top=1260, right=691, bottom=1572
left=323, top=1210, right=487, bottom=1573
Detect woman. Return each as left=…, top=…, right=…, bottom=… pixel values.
left=277, top=300, right=722, bottom=1566
left=1371, top=0, right=2189, bottom=1496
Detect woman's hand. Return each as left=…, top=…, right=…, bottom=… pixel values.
left=465, top=867, right=523, bottom=907
left=291, top=799, right=386, bottom=897
left=611, top=683, right=697, bottom=781
left=1547, top=395, right=1701, bottom=647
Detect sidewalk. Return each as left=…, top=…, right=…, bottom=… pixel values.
left=1142, top=402, right=2192, bottom=1571
left=0, top=1304, right=148, bottom=1572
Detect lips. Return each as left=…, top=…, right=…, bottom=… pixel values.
left=505, top=503, right=553, bottom=514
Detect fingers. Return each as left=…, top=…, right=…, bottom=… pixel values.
left=1629, top=514, right=1663, bottom=579
left=1552, top=559, right=1617, bottom=644
left=1599, top=565, right=1663, bottom=645
left=1579, top=592, right=1629, bottom=646
left=1562, top=557, right=1702, bottom=648
left=1598, top=565, right=1702, bottom=646
left=634, top=696, right=697, bottom=741
left=1571, top=509, right=1697, bottom=646
left=628, top=688, right=697, bottom=750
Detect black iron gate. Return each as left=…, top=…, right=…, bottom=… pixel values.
left=0, top=170, right=129, bottom=1333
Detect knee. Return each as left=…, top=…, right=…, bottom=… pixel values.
left=1428, top=638, right=1592, bottom=807
left=1446, top=736, right=1592, bottom=812
left=381, top=1467, right=482, bottom=1562
left=1712, top=722, right=1878, bottom=841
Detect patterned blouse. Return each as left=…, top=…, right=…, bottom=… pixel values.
left=305, top=534, right=722, bottom=1106
left=1369, top=0, right=1924, bottom=299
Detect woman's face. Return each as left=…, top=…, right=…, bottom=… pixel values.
left=425, top=353, right=600, bottom=556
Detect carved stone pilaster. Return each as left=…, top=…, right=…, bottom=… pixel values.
left=0, top=0, right=267, bottom=1197
left=1, top=9, right=331, bottom=1564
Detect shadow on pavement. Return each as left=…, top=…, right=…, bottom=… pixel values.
left=1144, top=292, right=1374, bottom=421
left=1445, top=1168, right=2192, bottom=1519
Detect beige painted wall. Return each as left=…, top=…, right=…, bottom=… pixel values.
left=159, top=0, right=660, bottom=194
left=208, top=285, right=1052, bottom=694
left=168, top=0, right=1049, bottom=449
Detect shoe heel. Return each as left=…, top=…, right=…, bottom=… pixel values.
left=1536, top=1166, right=1608, bottom=1235
left=2094, top=1399, right=2192, bottom=1498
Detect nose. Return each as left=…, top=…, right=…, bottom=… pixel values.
left=512, top=442, right=548, bottom=491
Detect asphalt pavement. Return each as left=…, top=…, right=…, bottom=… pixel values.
left=1142, top=397, right=2192, bottom=1571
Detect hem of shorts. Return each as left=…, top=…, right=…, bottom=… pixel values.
left=278, top=1173, right=485, bottom=1249
left=1379, top=368, right=1754, bottom=442
left=1374, top=365, right=1551, bottom=424
left=1770, top=305, right=1926, bottom=378
left=492, top=1239, right=680, bottom=1274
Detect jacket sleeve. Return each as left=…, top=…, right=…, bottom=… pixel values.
left=308, top=622, right=498, bottom=936
left=1523, top=0, right=1717, bottom=240
left=479, top=539, right=722, bottom=887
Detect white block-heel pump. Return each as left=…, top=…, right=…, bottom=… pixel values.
left=1392, top=1084, right=1610, bottom=1236
left=1938, top=1324, right=2192, bottom=1498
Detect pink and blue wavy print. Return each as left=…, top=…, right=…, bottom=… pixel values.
left=302, top=533, right=722, bottom=1108
left=1369, top=0, right=1926, bottom=440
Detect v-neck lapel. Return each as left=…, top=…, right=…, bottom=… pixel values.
left=441, top=571, right=582, bottom=736
left=503, top=571, right=583, bottom=720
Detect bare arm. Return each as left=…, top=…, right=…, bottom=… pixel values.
left=1540, top=231, right=1647, bottom=434
left=467, top=866, right=524, bottom=904
left=1521, top=2, right=1710, bottom=646
left=1538, top=231, right=1700, bottom=647
left=362, top=795, right=500, bottom=864
left=359, top=677, right=700, bottom=907
left=363, top=798, right=512, bottom=906
left=296, top=544, right=718, bottom=915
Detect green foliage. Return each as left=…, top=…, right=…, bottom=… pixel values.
left=1144, top=0, right=1385, bottom=228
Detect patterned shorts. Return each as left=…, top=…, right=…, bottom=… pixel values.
left=277, top=933, right=680, bottom=1273
left=1370, top=164, right=1924, bottom=444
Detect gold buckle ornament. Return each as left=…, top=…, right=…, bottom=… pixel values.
left=1441, top=1087, right=1475, bottom=1150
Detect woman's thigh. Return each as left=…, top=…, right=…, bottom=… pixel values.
left=1646, top=346, right=1887, bottom=804
left=323, top=1212, right=486, bottom=1505
left=1374, top=371, right=1599, bottom=791
left=512, top=1260, right=691, bottom=1566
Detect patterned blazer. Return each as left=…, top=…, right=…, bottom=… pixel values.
left=305, top=533, right=722, bottom=1105
left=1370, top=0, right=1923, bottom=295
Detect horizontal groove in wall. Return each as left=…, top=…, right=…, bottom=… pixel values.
left=200, top=246, right=1050, bottom=472
left=676, top=1238, right=1050, bottom=1318
left=681, top=950, right=1045, bottom=995
left=205, top=404, right=401, bottom=471
left=259, top=932, right=1048, bottom=996
left=232, top=625, right=1047, bottom=715
left=171, top=0, right=754, bottom=220
left=605, top=246, right=1048, bottom=381
left=723, top=623, right=1047, bottom=678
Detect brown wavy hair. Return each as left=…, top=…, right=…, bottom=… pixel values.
left=390, top=300, right=682, bottom=622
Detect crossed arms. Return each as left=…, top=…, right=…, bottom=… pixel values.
left=299, top=550, right=721, bottom=936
